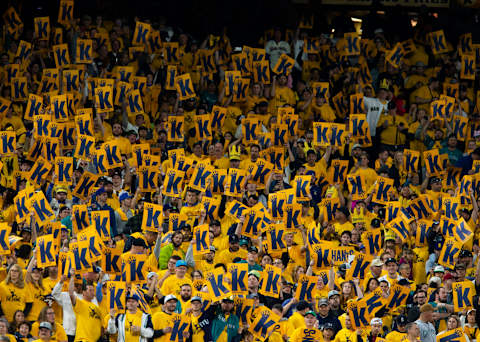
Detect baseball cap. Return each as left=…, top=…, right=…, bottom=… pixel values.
left=318, top=298, right=329, bottom=306
left=209, top=246, right=216, bottom=252
left=371, top=258, right=384, bottom=267
left=222, top=295, right=235, bottom=302
left=39, top=322, right=53, bottom=331
left=396, top=315, right=407, bottom=326
left=164, top=294, right=178, bottom=303
left=328, top=290, right=340, bottom=299
left=249, top=270, right=261, bottom=280
left=119, top=192, right=131, bottom=202
left=430, top=177, right=441, bottom=184
left=322, top=322, right=334, bottom=330
left=126, top=294, right=140, bottom=301
left=147, top=272, right=157, bottom=279
left=247, top=293, right=259, bottom=299
left=175, top=260, right=188, bottom=268
left=132, top=238, right=147, bottom=248
left=443, top=273, right=453, bottom=281
left=229, top=235, right=239, bottom=244
left=433, top=265, right=445, bottom=273
left=352, top=144, right=362, bottom=150
left=191, top=296, right=202, bottom=303
left=371, top=318, right=383, bottom=326
left=248, top=246, right=259, bottom=253
left=304, top=310, right=317, bottom=317
left=385, top=258, right=397, bottom=265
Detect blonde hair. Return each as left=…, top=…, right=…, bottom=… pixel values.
left=6, top=264, right=25, bottom=288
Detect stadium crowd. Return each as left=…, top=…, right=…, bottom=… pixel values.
left=0, top=2, right=480, bottom=342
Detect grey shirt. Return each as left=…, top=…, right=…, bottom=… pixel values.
left=415, top=319, right=436, bottom=342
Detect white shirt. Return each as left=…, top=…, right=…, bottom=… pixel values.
left=51, top=281, right=98, bottom=336
left=265, top=40, right=291, bottom=68
left=364, top=96, right=388, bottom=137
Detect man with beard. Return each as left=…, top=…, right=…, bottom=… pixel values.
left=407, top=289, right=428, bottom=322
left=177, top=284, right=192, bottom=314
left=107, top=121, right=132, bottom=155
left=209, top=220, right=228, bottom=252
left=429, top=286, right=453, bottom=331
left=158, top=231, right=185, bottom=269
left=317, top=298, right=342, bottom=335
left=160, top=260, right=192, bottom=297
left=211, top=297, right=239, bottom=342
left=152, top=295, right=180, bottom=342
left=327, top=290, right=344, bottom=316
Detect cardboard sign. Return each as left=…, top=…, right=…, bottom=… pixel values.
left=27, top=191, right=55, bottom=226
left=54, top=156, right=73, bottom=184
left=259, top=265, right=282, bottom=298
left=72, top=171, right=100, bottom=200
left=11, top=77, right=28, bottom=101
left=167, top=116, right=184, bottom=142
left=36, top=234, right=57, bottom=267
left=175, top=74, right=196, bottom=100
left=294, top=275, right=317, bottom=302
left=58, top=0, right=74, bottom=27
left=162, top=169, right=185, bottom=198
left=344, top=33, right=360, bottom=56
left=72, top=204, right=90, bottom=234
left=225, top=168, right=247, bottom=198
left=141, top=202, right=163, bottom=231
left=0, top=131, right=16, bottom=156
left=126, top=89, right=144, bottom=115
left=347, top=299, right=371, bottom=329
left=423, top=149, right=443, bottom=176
left=34, top=17, right=50, bottom=40
left=53, top=44, right=70, bottom=68
left=132, top=21, right=151, bottom=46
left=272, top=53, right=295, bottom=75
left=248, top=307, right=280, bottom=341
left=430, top=30, right=449, bottom=55
left=227, top=263, right=248, bottom=295
left=106, top=281, right=126, bottom=312
left=205, top=268, right=231, bottom=301
left=461, top=54, right=475, bottom=80
left=0, top=223, right=11, bottom=255
left=76, top=39, right=93, bottom=63
left=101, top=247, right=122, bottom=275
left=193, top=224, right=211, bottom=256
left=452, top=281, right=474, bottom=312
left=122, top=253, right=147, bottom=284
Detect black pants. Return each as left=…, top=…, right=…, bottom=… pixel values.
left=67, top=335, right=75, bottom=342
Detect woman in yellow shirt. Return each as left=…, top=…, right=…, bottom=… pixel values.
left=25, top=258, right=49, bottom=322
left=0, top=264, right=34, bottom=323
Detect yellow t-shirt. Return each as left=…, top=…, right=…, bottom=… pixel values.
left=190, top=313, right=206, bottom=342
left=123, top=310, right=144, bottom=342
left=287, top=312, right=306, bottom=335
left=152, top=311, right=174, bottom=342
left=214, top=248, right=248, bottom=266
left=160, top=276, right=192, bottom=297
left=334, top=221, right=355, bottom=235
left=0, top=281, right=34, bottom=322
left=377, top=114, right=408, bottom=146
left=290, top=327, right=323, bottom=342
left=334, top=328, right=358, bottom=342
left=26, top=282, right=49, bottom=321
left=73, top=299, right=102, bottom=342
left=386, top=330, right=407, bottom=342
